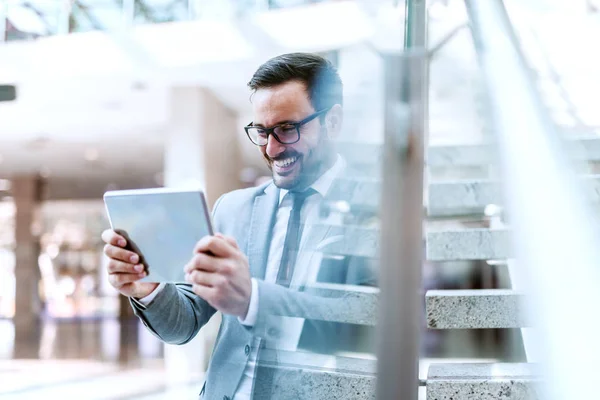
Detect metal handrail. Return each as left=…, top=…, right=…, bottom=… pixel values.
left=465, top=0, right=600, bottom=398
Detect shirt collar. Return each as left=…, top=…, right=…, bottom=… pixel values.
left=278, top=154, right=345, bottom=205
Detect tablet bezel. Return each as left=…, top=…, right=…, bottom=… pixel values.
left=103, top=187, right=214, bottom=283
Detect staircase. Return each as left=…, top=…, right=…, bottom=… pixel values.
left=334, top=136, right=545, bottom=399
left=423, top=139, right=538, bottom=399
left=422, top=135, right=600, bottom=400
left=235, top=1, right=599, bottom=398
left=328, top=0, right=600, bottom=397
left=421, top=0, right=600, bottom=397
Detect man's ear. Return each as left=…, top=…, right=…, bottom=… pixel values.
left=325, top=104, right=343, bottom=139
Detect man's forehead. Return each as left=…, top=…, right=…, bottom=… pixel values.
left=251, top=81, right=313, bottom=124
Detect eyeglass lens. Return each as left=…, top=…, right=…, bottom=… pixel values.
left=248, top=125, right=299, bottom=145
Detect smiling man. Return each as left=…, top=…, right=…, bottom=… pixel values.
left=101, top=53, right=375, bottom=400
left=247, top=72, right=342, bottom=191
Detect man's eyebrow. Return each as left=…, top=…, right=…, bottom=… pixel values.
left=251, top=119, right=297, bottom=128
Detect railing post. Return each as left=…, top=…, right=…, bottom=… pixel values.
left=376, top=1, right=428, bottom=398
left=404, top=0, right=427, bottom=50
left=377, top=50, right=426, bottom=400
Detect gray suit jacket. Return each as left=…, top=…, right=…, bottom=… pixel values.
left=130, top=180, right=376, bottom=400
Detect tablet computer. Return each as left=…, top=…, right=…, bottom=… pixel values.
left=103, top=187, right=213, bottom=283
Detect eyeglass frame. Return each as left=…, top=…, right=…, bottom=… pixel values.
left=244, top=108, right=331, bottom=146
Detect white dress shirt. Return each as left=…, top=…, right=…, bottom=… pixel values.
left=138, top=155, right=345, bottom=399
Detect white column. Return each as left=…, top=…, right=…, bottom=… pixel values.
left=163, top=86, right=241, bottom=385
left=164, top=87, right=207, bottom=192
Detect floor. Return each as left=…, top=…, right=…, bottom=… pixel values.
left=0, top=319, right=203, bottom=400
left=0, top=360, right=202, bottom=400
left=0, top=317, right=510, bottom=399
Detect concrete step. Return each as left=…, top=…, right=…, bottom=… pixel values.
left=426, top=289, right=528, bottom=329
left=325, top=173, right=600, bottom=218
left=254, top=350, right=376, bottom=400
left=301, top=283, right=378, bottom=326
left=428, top=180, right=499, bottom=215
left=254, top=365, right=375, bottom=400
left=426, top=228, right=510, bottom=261
left=428, top=175, right=600, bottom=215
left=313, top=220, right=509, bottom=263
left=325, top=176, right=380, bottom=210
left=322, top=177, right=421, bottom=217
left=426, top=363, right=541, bottom=399
left=428, top=143, right=499, bottom=168
left=336, top=135, right=600, bottom=168
left=308, top=224, right=510, bottom=262
left=336, top=141, right=382, bottom=167
left=305, top=224, right=379, bottom=258
left=429, top=136, right=600, bottom=167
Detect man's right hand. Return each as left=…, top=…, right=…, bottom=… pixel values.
left=101, top=229, right=158, bottom=299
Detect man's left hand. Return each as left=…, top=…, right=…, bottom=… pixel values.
left=184, top=233, right=252, bottom=318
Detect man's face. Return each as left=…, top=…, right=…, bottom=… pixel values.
left=252, top=80, right=335, bottom=191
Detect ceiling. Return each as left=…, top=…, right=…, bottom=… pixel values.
left=0, top=0, right=403, bottom=200
left=2, top=0, right=597, bottom=201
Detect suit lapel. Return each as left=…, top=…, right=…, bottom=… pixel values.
left=310, top=173, right=359, bottom=248
left=293, top=175, right=360, bottom=287
left=247, top=182, right=280, bottom=280
left=246, top=168, right=360, bottom=285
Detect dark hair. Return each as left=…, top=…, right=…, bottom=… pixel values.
left=248, top=53, right=343, bottom=112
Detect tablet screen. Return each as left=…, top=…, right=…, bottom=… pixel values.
left=104, top=189, right=213, bottom=283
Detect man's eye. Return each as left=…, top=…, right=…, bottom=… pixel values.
left=279, top=125, right=295, bottom=132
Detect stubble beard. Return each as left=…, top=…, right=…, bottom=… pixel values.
left=267, top=142, right=334, bottom=191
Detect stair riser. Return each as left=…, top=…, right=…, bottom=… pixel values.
left=426, top=290, right=528, bottom=329
left=427, top=380, right=541, bottom=400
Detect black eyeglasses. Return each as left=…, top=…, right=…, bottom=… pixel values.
left=244, top=108, right=330, bottom=146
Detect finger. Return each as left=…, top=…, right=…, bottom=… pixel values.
left=101, top=229, right=127, bottom=248
left=215, top=233, right=239, bottom=249
left=191, top=284, right=215, bottom=303
left=185, top=270, right=221, bottom=287
left=104, top=244, right=140, bottom=264
left=193, top=235, right=235, bottom=258
left=184, top=253, right=218, bottom=274
left=107, top=259, right=145, bottom=274
left=109, top=272, right=147, bottom=288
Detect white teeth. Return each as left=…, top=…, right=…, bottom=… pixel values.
left=274, top=156, right=298, bottom=168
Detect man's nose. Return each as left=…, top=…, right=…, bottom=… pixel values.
left=265, top=134, right=285, bottom=158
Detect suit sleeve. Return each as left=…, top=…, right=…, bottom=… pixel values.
left=242, top=256, right=377, bottom=340
left=130, top=283, right=217, bottom=344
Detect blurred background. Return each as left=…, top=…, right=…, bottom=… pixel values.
left=1, top=0, right=600, bottom=399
